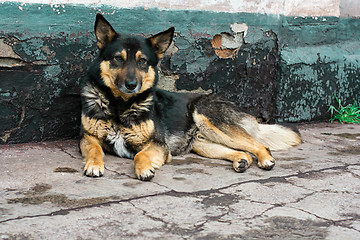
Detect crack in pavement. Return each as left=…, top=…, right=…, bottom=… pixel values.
left=2, top=162, right=360, bottom=225
left=128, top=201, right=169, bottom=228
left=130, top=200, right=214, bottom=237
left=50, top=142, right=81, bottom=160
left=288, top=206, right=360, bottom=233
left=104, top=166, right=134, bottom=179
left=237, top=204, right=279, bottom=222
left=0, top=192, right=169, bottom=224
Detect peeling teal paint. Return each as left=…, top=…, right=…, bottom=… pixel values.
left=0, top=2, right=281, bottom=37
left=172, top=42, right=217, bottom=75
left=1, top=92, right=11, bottom=97
left=43, top=65, right=62, bottom=83
left=277, top=45, right=360, bottom=122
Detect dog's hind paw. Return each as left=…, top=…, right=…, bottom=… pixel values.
left=257, top=157, right=275, bottom=170
left=84, top=161, right=105, bottom=177
left=233, top=159, right=249, bottom=173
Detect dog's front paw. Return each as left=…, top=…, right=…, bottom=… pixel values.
left=136, top=167, right=155, bottom=181
left=84, top=160, right=105, bottom=177
left=134, top=144, right=168, bottom=181
left=134, top=154, right=156, bottom=181
left=257, top=157, right=275, bottom=170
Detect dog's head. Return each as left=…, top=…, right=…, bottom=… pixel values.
left=94, top=14, right=174, bottom=101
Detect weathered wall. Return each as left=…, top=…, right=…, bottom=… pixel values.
left=0, top=1, right=359, bottom=144
left=277, top=17, right=360, bottom=121
left=0, top=0, right=343, bottom=16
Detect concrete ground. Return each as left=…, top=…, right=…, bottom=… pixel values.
left=1, top=123, right=360, bottom=239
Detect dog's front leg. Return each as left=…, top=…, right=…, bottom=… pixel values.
left=80, top=134, right=104, bottom=177
left=134, top=142, right=171, bottom=181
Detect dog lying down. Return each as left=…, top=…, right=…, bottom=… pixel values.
left=80, top=14, right=301, bottom=180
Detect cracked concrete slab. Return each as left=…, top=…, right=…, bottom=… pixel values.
left=0, top=123, right=360, bottom=239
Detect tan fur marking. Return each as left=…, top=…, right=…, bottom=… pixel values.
left=118, top=50, right=127, bottom=61
left=80, top=134, right=104, bottom=176
left=100, top=61, right=125, bottom=98
left=135, top=51, right=143, bottom=61
left=81, top=114, right=113, bottom=140
left=193, top=110, right=273, bottom=166
left=192, top=137, right=253, bottom=163
left=192, top=134, right=253, bottom=171
left=121, top=120, right=155, bottom=149
left=193, top=110, right=242, bottom=146
left=138, top=66, right=156, bottom=94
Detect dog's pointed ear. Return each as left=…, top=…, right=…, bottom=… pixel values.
left=94, top=13, right=117, bottom=50
left=148, top=27, right=175, bottom=59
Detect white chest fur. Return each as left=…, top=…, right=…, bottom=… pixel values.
left=106, top=131, right=134, bottom=159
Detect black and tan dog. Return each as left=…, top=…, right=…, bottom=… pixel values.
left=80, top=14, right=301, bottom=180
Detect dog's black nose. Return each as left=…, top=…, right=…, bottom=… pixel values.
left=125, top=80, right=138, bottom=90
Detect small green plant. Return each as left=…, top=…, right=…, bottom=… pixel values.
left=328, top=93, right=360, bottom=123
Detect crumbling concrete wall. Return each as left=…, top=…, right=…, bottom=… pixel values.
left=0, top=1, right=359, bottom=144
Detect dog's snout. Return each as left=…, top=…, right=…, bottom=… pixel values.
left=125, top=80, right=138, bottom=91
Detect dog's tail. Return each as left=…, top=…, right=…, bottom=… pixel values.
left=249, top=124, right=301, bottom=151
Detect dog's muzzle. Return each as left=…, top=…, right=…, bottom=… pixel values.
left=118, top=79, right=141, bottom=94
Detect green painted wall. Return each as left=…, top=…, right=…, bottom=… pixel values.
left=0, top=2, right=359, bottom=143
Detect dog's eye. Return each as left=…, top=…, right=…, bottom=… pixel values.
left=114, top=56, right=124, bottom=63
left=138, top=58, right=147, bottom=65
